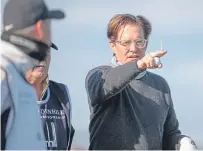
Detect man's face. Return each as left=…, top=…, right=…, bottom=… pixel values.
left=110, top=24, right=147, bottom=64
left=41, top=19, right=52, bottom=46
left=26, top=50, right=51, bottom=84
left=26, top=19, right=52, bottom=84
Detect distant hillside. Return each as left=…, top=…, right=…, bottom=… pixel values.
left=72, top=130, right=202, bottom=149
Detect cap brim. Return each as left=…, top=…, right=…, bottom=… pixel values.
left=51, top=43, right=58, bottom=50
left=47, top=10, right=65, bottom=19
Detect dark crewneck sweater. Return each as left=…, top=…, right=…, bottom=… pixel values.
left=85, top=62, right=183, bottom=150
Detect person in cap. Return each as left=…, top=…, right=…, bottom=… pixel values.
left=85, top=14, right=198, bottom=150
left=1, top=0, right=74, bottom=150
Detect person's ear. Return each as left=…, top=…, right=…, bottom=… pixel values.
left=146, top=40, right=148, bottom=47
left=144, top=40, right=148, bottom=52
left=35, top=20, right=44, bottom=39
left=109, top=40, right=117, bottom=55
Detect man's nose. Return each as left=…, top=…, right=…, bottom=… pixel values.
left=129, top=42, right=138, bottom=52
left=39, top=61, right=46, bottom=66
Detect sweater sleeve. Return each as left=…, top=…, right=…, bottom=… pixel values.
left=85, top=61, right=144, bottom=106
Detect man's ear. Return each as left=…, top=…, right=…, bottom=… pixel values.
left=109, top=40, right=117, bottom=54
left=144, top=40, right=148, bottom=52
left=35, top=20, right=43, bottom=39
left=146, top=40, right=148, bottom=47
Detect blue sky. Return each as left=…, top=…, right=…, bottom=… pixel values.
left=1, top=0, right=203, bottom=147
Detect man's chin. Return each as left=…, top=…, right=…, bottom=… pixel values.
left=27, top=78, right=41, bottom=85
left=28, top=80, right=36, bottom=85
left=26, top=74, right=43, bottom=85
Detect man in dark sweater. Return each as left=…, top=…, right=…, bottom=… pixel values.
left=85, top=14, right=198, bottom=150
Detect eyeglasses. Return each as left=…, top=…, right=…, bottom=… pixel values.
left=115, top=39, right=147, bottom=49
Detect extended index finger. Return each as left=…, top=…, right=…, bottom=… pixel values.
left=150, top=50, right=167, bottom=58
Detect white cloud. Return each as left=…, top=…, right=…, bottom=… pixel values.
left=152, top=59, right=203, bottom=89
left=62, top=0, right=203, bottom=34
left=169, top=60, right=203, bottom=87
left=2, top=0, right=202, bottom=34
